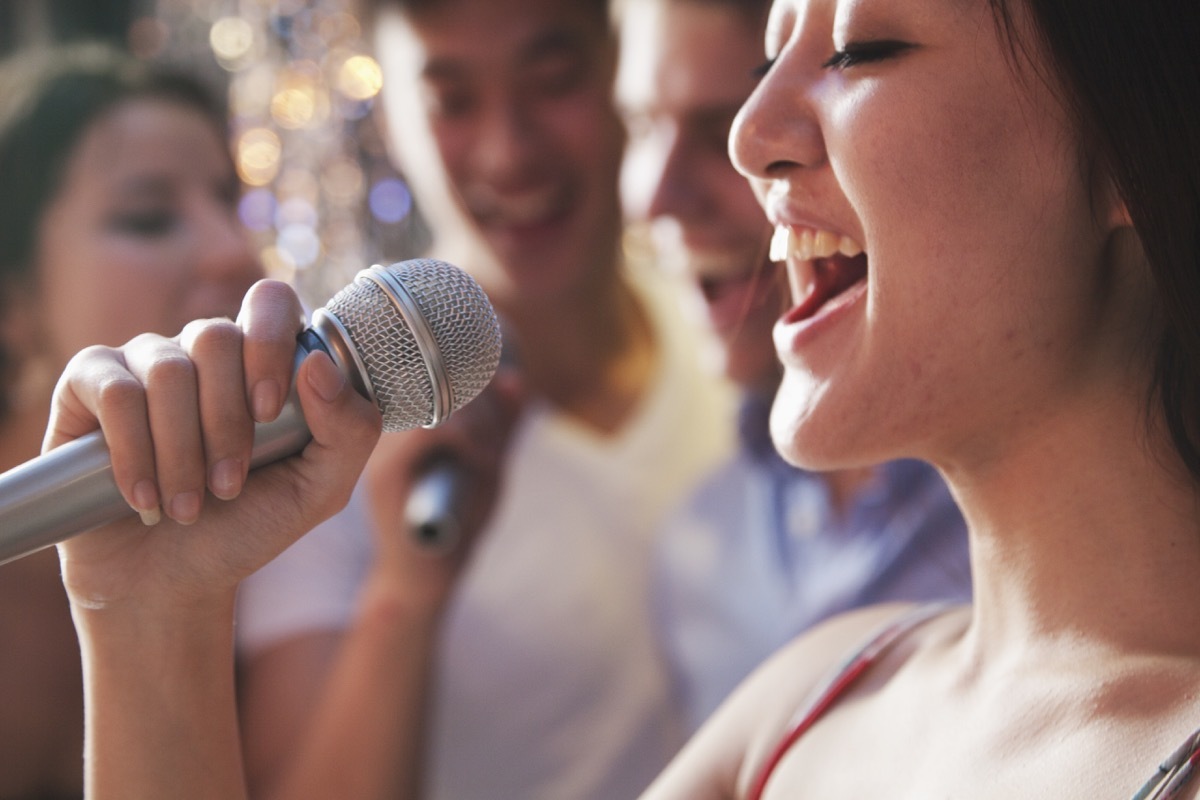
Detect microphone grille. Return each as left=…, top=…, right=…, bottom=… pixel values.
left=322, top=259, right=502, bottom=431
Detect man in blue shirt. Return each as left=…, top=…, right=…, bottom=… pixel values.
left=615, top=0, right=973, bottom=733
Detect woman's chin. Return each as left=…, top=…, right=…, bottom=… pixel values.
left=769, top=399, right=836, bottom=470
left=773, top=435, right=850, bottom=471
left=769, top=376, right=873, bottom=471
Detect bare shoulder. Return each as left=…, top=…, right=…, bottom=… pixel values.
left=640, top=602, right=939, bottom=800
left=735, top=604, right=952, bottom=790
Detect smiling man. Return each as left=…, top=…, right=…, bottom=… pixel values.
left=234, top=1, right=737, bottom=799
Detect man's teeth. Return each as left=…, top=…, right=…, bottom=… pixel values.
left=770, top=225, right=863, bottom=262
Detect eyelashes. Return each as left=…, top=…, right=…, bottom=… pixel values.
left=753, top=39, right=914, bottom=80
left=822, top=40, right=914, bottom=70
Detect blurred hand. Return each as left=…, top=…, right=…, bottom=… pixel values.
left=362, top=366, right=525, bottom=614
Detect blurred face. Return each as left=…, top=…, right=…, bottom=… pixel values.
left=732, top=0, right=1142, bottom=471
left=34, top=98, right=261, bottom=368
left=617, top=0, right=784, bottom=392
left=375, top=0, right=626, bottom=310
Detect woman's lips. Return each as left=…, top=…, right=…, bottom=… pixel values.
left=774, top=273, right=868, bottom=365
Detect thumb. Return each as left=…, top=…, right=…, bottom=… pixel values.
left=286, top=349, right=383, bottom=522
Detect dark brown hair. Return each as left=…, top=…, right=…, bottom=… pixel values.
left=989, top=0, right=1200, bottom=479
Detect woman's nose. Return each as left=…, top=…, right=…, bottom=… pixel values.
left=730, top=57, right=827, bottom=182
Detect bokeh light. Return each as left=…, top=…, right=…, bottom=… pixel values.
left=277, top=223, right=323, bottom=269
left=238, top=188, right=277, bottom=232
left=270, top=65, right=329, bottom=129
left=236, top=127, right=283, bottom=186
left=276, top=196, right=319, bottom=230
left=336, top=54, right=382, bottom=101
left=368, top=178, right=413, bottom=225
left=210, top=16, right=255, bottom=65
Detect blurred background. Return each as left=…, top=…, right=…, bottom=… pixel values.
left=0, top=0, right=431, bottom=307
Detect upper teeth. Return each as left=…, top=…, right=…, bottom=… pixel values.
left=770, top=225, right=863, bottom=262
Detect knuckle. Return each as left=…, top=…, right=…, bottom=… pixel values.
left=187, top=318, right=243, bottom=356
left=245, top=279, right=301, bottom=315
left=247, top=277, right=294, bottom=299
left=126, top=331, right=173, bottom=353
left=61, top=344, right=120, bottom=379
left=143, top=351, right=197, bottom=388
left=316, top=468, right=365, bottom=522
left=71, top=343, right=118, bottom=363
left=94, top=373, right=146, bottom=416
left=241, top=281, right=304, bottom=335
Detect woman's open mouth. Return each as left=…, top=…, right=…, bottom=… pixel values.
left=770, top=225, right=867, bottom=323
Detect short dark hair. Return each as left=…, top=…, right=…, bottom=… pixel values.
left=990, top=0, right=1200, bottom=478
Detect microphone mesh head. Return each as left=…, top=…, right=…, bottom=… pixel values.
left=322, top=259, right=502, bottom=431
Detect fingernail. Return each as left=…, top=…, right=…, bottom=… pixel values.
left=168, top=491, right=201, bottom=525
left=209, top=458, right=244, bottom=500
left=307, top=353, right=346, bottom=402
left=253, top=380, right=280, bottom=423
left=132, top=479, right=160, bottom=526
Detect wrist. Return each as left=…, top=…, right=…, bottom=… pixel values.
left=71, top=589, right=238, bottom=673
left=357, top=568, right=453, bottom=633
left=72, top=590, right=247, bottom=800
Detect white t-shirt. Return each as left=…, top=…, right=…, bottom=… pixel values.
left=237, top=265, right=736, bottom=800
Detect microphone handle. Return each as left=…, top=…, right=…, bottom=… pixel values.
left=0, top=338, right=324, bottom=567
left=403, top=457, right=467, bottom=553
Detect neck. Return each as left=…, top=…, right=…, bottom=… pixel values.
left=942, top=395, right=1200, bottom=671
left=505, top=272, right=656, bottom=434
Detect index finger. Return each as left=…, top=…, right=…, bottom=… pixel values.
left=236, top=279, right=307, bottom=423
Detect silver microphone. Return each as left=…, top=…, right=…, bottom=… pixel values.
left=0, top=258, right=502, bottom=566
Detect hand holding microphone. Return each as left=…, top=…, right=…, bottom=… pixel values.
left=6, top=260, right=501, bottom=586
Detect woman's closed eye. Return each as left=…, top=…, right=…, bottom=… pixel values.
left=822, top=40, right=914, bottom=70
left=108, top=210, right=179, bottom=237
